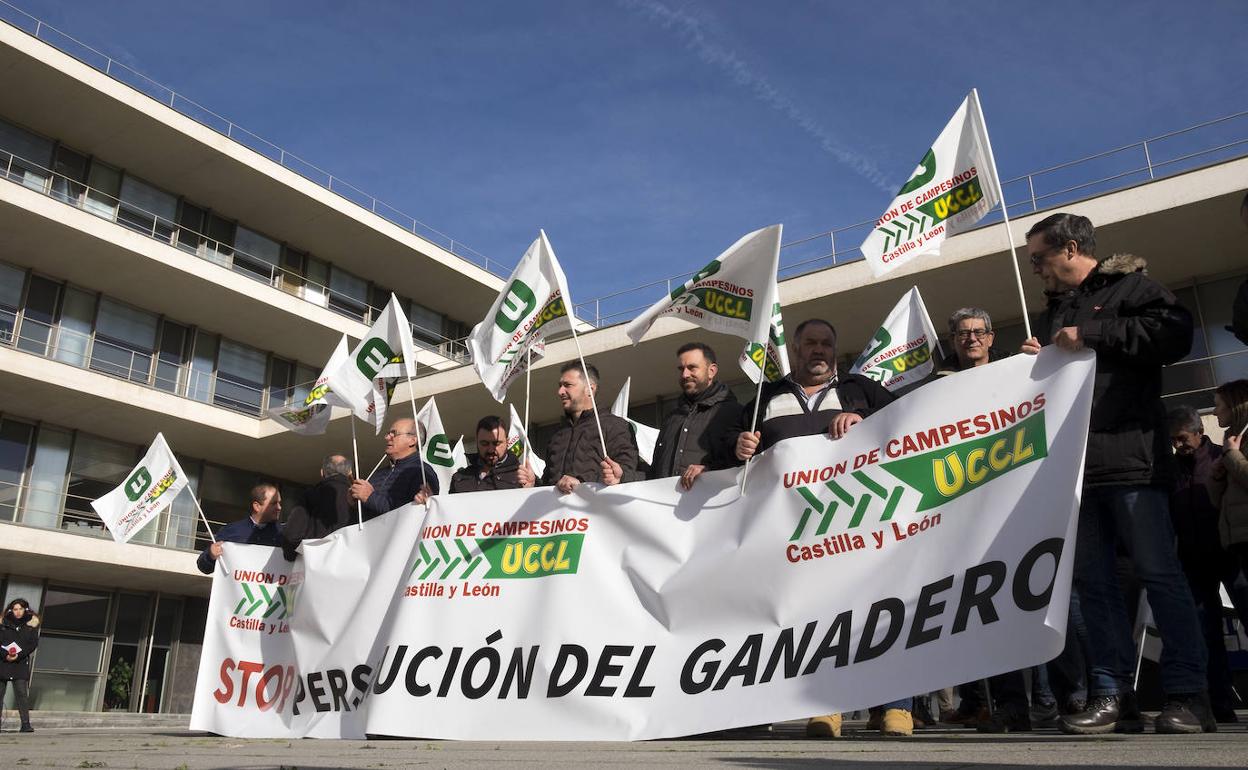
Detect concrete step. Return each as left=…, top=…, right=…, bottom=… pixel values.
left=1, top=710, right=189, bottom=729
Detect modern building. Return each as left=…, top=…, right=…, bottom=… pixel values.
left=2, top=7, right=1246, bottom=716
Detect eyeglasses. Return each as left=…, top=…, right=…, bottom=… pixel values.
left=954, top=329, right=991, bottom=341
left=385, top=430, right=415, bottom=438
left=1028, top=245, right=1061, bottom=266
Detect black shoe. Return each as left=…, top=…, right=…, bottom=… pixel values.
left=1115, top=689, right=1144, bottom=734
left=1030, top=701, right=1059, bottom=728
left=20, top=725, right=34, bottom=733
left=1155, top=693, right=1216, bottom=734
left=977, top=708, right=1032, bottom=733
left=1058, top=694, right=1119, bottom=735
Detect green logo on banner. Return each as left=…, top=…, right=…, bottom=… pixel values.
left=897, top=148, right=936, bottom=196
left=125, top=467, right=152, bottom=502
left=356, top=338, right=396, bottom=379
left=233, top=584, right=294, bottom=619
left=478, top=533, right=584, bottom=579
left=496, top=279, right=537, bottom=333
left=425, top=434, right=455, bottom=467
left=670, top=258, right=722, bottom=301
left=881, top=411, right=1047, bottom=511
left=915, top=176, right=984, bottom=224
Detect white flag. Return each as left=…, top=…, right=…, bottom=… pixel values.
left=506, top=403, right=546, bottom=479
left=610, top=377, right=659, bottom=466
left=851, top=287, right=944, bottom=392
left=416, top=397, right=467, bottom=493
left=860, top=91, right=1000, bottom=277
left=469, top=231, right=578, bottom=402
left=330, top=294, right=419, bottom=433
left=267, top=336, right=351, bottom=435
left=625, top=225, right=790, bottom=384
left=90, top=433, right=190, bottom=544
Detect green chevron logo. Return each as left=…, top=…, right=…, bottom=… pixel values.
left=880, top=211, right=932, bottom=253
left=233, top=583, right=295, bottom=619
left=409, top=538, right=485, bottom=581
left=790, top=469, right=907, bottom=541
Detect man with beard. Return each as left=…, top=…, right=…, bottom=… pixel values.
left=450, top=415, right=522, bottom=493
left=649, top=342, right=739, bottom=488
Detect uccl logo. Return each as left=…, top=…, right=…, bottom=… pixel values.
left=496, top=279, right=537, bottom=333
left=356, top=338, right=396, bottom=380
left=410, top=534, right=584, bottom=581
left=425, top=434, right=455, bottom=468
left=234, top=583, right=295, bottom=620
left=124, top=466, right=152, bottom=502
left=786, top=404, right=1047, bottom=542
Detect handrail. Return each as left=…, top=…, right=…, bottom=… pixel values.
left=0, top=0, right=506, bottom=278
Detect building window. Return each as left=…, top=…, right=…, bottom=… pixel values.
left=53, top=287, right=97, bottom=368
left=328, top=266, right=368, bottom=320
left=154, top=320, right=189, bottom=394
left=117, top=175, right=177, bottom=243
left=0, top=118, right=53, bottom=191
left=90, top=298, right=157, bottom=384
left=31, top=587, right=110, bottom=712
left=0, top=418, right=34, bottom=523
left=232, top=226, right=281, bottom=283
left=0, top=261, right=25, bottom=343
left=63, top=433, right=140, bottom=538
left=84, top=161, right=122, bottom=220
left=188, top=331, right=218, bottom=404
left=214, top=339, right=267, bottom=415
left=16, top=275, right=60, bottom=356
left=50, top=145, right=89, bottom=205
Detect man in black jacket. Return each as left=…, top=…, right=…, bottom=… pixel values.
left=451, top=415, right=522, bottom=493
left=1021, top=212, right=1211, bottom=734
left=649, top=342, right=739, bottom=488
left=517, top=361, right=639, bottom=493
left=282, top=454, right=354, bottom=561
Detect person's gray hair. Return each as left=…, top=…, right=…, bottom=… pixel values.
left=322, top=454, right=354, bottom=477
left=947, top=307, right=993, bottom=335
left=1166, top=405, right=1203, bottom=435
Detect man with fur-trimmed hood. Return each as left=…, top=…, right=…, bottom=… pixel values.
left=1022, top=212, right=1209, bottom=736
left=1, top=598, right=40, bottom=733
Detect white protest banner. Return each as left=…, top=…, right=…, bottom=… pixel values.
left=416, top=397, right=468, bottom=492
left=625, top=225, right=789, bottom=385
left=192, top=349, right=1093, bottom=741
left=851, top=286, right=944, bottom=392
left=610, top=377, right=658, bottom=466
left=330, top=295, right=418, bottom=433
left=91, top=433, right=190, bottom=544
left=860, top=92, right=999, bottom=277
left=267, top=336, right=350, bottom=436
left=469, top=231, right=578, bottom=402
left=507, top=403, right=545, bottom=478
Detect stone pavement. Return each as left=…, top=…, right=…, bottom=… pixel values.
left=1, top=717, right=1246, bottom=769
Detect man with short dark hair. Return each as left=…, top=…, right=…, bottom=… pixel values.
left=451, top=415, right=522, bottom=493
left=1021, top=211, right=1212, bottom=734
left=350, top=417, right=439, bottom=515
left=649, top=342, right=739, bottom=488
left=516, top=361, right=639, bottom=494
left=282, top=454, right=354, bottom=561
left=197, top=481, right=283, bottom=574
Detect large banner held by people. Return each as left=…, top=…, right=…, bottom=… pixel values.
left=191, top=349, right=1094, bottom=741
left=859, top=91, right=999, bottom=277
left=851, top=286, right=943, bottom=392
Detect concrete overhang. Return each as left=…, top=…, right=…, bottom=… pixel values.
left=0, top=23, right=504, bottom=322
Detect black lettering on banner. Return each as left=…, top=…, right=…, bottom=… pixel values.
left=350, top=665, right=371, bottom=708
left=906, top=575, right=954, bottom=649
left=760, top=621, right=817, bottom=683
left=437, top=647, right=463, bottom=698
left=291, top=678, right=306, bottom=717
left=854, top=597, right=905, bottom=663
left=623, top=645, right=656, bottom=698
left=586, top=645, right=631, bottom=697
left=307, top=671, right=330, bottom=713
left=680, top=638, right=725, bottom=695
left=372, top=645, right=406, bottom=695
left=461, top=632, right=503, bottom=700
left=547, top=645, right=589, bottom=697
left=1013, top=538, right=1063, bottom=611
left=406, top=646, right=441, bottom=697
left=801, top=610, right=853, bottom=675
left=327, top=669, right=350, bottom=711
left=952, top=560, right=1007, bottom=633
left=499, top=646, right=539, bottom=699
left=713, top=633, right=762, bottom=691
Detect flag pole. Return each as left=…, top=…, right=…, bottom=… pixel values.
left=567, top=322, right=610, bottom=459
left=523, top=346, right=533, bottom=469
left=405, top=359, right=430, bottom=495
left=973, top=88, right=1032, bottom=340
left=739, top=357, right=768, bottom=493
left=350, top=418, right=364, bottom=529
left=184, top=488, right=228, bottom=570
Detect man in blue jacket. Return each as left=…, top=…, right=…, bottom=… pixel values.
left=197, top=481, right=284, bottom=574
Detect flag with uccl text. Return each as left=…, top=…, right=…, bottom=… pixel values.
left=610, top=377, right=658, bottom=465
left=860, top=91, right=1000, bottom=277
left=330, top=294, right=418, bottom=433
left=506, top=403, right=546, bottom=478
left=852, top=286, right=944, bottom=392
left=91, top=433, right=190, bottom=544
left=469, top=231, right=578, bottom=402
left=416, top=397, right=468, bottom=493
left=267, top=335, right=350, bottom=436
left=625, top=225, right=790, bottom=384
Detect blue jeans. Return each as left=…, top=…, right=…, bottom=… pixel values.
left=1075, top=485, right=1206, bottom=696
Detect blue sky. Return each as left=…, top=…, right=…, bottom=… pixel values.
left=11, top=0, right=1248, bottom=313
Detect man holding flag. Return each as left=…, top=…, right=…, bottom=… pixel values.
left=350, top=418, right=440, bottom=514
left=196, top=482, right=283, bottom=575
left=649, top=342, right=739, bottom=489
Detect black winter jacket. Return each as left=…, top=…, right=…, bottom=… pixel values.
left=451, top=451, right=523, bottom=493
left=540, top=409, right=640, bottom=485
left=730, top=372, right=896, bottom=458
left=282, top=474, right=355, bottom=561
left=648, top=381, right=740, bottom=479
left=1037, top=253, right=1193, bottom=487
left=0, top=613, right=40, bottom=682
left=1170, top=436, right=1225, bottom=569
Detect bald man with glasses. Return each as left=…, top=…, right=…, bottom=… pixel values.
left=349, top=417, right=440, bottom=516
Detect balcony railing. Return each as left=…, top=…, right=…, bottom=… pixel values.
left=0, top=148, right=470, bottom=363
left=0, top=0, right=506, bottom=278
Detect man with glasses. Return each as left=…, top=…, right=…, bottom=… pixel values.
left=1021, top=212, right=1211, bottom=734
left=934, top=307, right=1007, bottom=376
left=350, top=417, right=439, bottom=516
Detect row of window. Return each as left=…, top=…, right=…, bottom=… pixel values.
left=0, top=259, right=326, bottom=416
left=0, top=411, right=305, bottom=551
left=0, top=116, right=471, bottom=354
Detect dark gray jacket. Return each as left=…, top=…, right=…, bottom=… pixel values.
left=649, top=381, right=739, bottom=479
left=540, top=409, right=640, bottom=485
